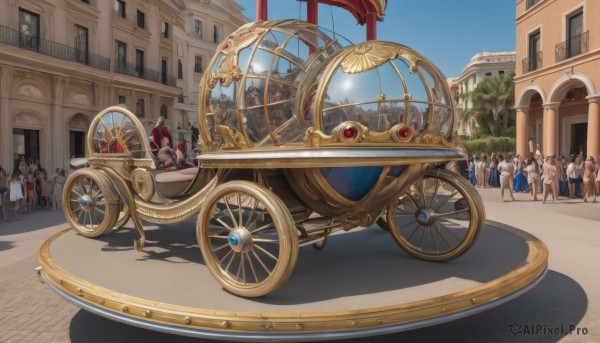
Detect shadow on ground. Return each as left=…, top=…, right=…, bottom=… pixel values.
left=0, top=207, right=67, bottom=236
left=0, top=240, right=14, bottom=252
left=66, top=270, right=587, bottom=343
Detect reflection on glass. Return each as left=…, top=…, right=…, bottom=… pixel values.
left=93, top=111, right=145, bottom=157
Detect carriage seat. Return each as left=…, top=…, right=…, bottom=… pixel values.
left=153, top=167, right=199, bottom=199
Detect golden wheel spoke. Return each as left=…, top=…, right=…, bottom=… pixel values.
left=433, top=190, right=459, bottom=211
left=240, top=252, right=247, bottom=284
left=417, top=225, right=426, bottom=248
left=246, top=205, right=266, bottom=230
left=71, top=189, right=84, bottom=198
left=243, top=199, right=259, bottom=228
left=429, top=226, right=439, bottom=253
left=254, top=244, right=278, bottom=262
left=438, top=221, right=463, bottom=242
left=436, top=208, right=469, bottom=218
left=252, top=250, right=271, bottom=275
left=78, top=180, right=88, bottom=195
left=208, top=235, right=230, bottom=240
left=223, top=195, right=239, bottom=228
left=215, top=217, right=233, bottom=231
left=405, top=193, right=422, bottom=210
left=224, top=251, right=237, bottom=273
left=76, top=209, right=84, bottom=223
left=400, top=197, right=418, bottom=211
left=406, top=223, right=421, bottom=242
left=252, top=238, right=279, bottom=244
left=246, top=253, right=259, bottom=284
left=429, top=178, right=440, bottom=208
left=237, top=193, right=243, bottom=230
left=92, top=211, right=102, bottom=226
left=95, top=208, right=105, bottom=215
left=211, top=242, right=231, bottom=253
left=218, top=249, right=234, bottom=264
left=251, top=222, right=275, bottom=234
left=433, top=224, right=452, bottom=249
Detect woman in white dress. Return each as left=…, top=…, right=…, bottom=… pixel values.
left=526, top=158, right=541, bottom=201
left=9, top=172, right=24, bottom=220
left=497, top=154, right=516, bottom=202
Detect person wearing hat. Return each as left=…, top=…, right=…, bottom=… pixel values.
left=149, top=116, right=172, bottom=154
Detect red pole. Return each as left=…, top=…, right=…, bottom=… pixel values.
left=257, top=0, right=268, bottom=21
left=366, top=11, right=377, bottom=40
left=307, top=0, right=318, bottom=26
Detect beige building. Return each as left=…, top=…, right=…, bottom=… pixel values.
left=0, top=0, right=248, bottom=173
left=515, top=0, right=600, bottom=158
left=450, top=51, right=516, bottom=136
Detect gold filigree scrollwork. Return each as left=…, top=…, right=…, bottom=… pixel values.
left=217, top=125, right=251, bottom=150
left=305, top=121, right=455, bottom=148
left=132, top=168, right=154, bottom=202
left=340, top=43, right=422, bottom=74
left=208, top=23, right=267, bottom=88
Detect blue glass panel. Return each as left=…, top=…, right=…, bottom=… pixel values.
left=321, top=166, right=384, bottom=201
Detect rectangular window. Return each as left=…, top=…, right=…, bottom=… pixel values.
left=162, top=22, right=169, bottom=38
left=137, top=10, right=145, bottom=29
left=115, top=0, right=126, bottom=18
left=485, top=72, right=492, bottom=77
left=75, top=25, right=89, bottom=64
left=81, top=0, right=90, bottom=4
left=118, top=95, right=126, bottom=104
left=528, top=30, right=541, bottom=71
left=567, top=11, right=583, bottom=58
left=499, top=70, right=505, bottom=75
left=161, top=59, right=167, bottom=84
left=177, top=59, right=183, bottom=79
left=195, top=19, right=203, bottom=38
left=213, top=24, right=219, bottom=43
left=526, top=0, right=540, bottom=10
left=194, top=56, right=203, bottom=73
left=135, top=49, right=144, bottom=76
left=19, top=8, right=40, bottom=51
left=115, top=40, right=126, bottom=72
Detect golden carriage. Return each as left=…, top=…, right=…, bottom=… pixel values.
left=62, top=20, right=484, bottom=297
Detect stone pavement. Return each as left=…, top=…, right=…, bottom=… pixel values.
left=0, top=188, right=598, bottom=342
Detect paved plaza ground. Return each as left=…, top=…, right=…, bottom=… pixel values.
left=0, top=187, right=599, bottom=343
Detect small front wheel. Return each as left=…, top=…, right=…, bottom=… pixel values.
left=62, top=169, right=119, bottom=237
left=197, top=181, right=298, bottom=297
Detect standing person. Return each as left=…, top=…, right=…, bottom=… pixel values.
left=488, top=153, right=500, bottom=187
left=25, top=171, right=37, bottom=213
left=582, top=156, right=597, bottom=203
left=52, top=168, right=65, bottom=211
left=541, top=156, right=559, bottom=204
left=149, top=116, right=172, bottom=154
left=0, top=166, right=8, bottom=221
left=567, top=155, right=582, bottom=199
left=468, top=157, right=476, bottom=186
left=9, top=172, right=23, bottom=220
left=526, top=158, right=541, bottom=201
left=474, top=156, right=484, bottom=188
left=513, top=157, right=529, bottom=193
left=497, top=154, right=516, bottom=202
left=40, top=168, right=52, bottom=209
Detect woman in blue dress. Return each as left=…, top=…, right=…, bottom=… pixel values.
left=513, top=158, right=529, bottom=192
left=488, top=153, right=500, bottom=187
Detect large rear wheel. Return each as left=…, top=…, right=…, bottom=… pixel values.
left=385, top=168, right=484, bottom=261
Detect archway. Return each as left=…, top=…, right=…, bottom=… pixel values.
left=68, top=113, right=91, bottom=158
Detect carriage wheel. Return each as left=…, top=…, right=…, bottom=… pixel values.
left=385, top=168, right=484, bottom=262
left=63, top=169, right=119, bottom=237
left=198, top=180, right=298, bottom=297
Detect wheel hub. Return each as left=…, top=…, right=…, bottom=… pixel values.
left=79, top=195, right=95, bottom=212
left=416, top=208, right=437, bottom=226
left=229, top=228, right=252, bottom=253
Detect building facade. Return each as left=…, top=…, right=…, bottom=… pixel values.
left=450, top=51, right=516, bottom=136
left=515, top=0, right=600, bottom=158
left=0, top=0, right=248, bottom=173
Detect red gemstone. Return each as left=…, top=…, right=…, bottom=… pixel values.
left=343, top=127, right=357, bottom=139
left=398, top=126, right=411, bottom=138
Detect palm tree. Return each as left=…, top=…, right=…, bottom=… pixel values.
left=461, top=73, right=515, bottom=134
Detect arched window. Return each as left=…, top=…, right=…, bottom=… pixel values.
left=136, top=99, right=145, bottom=118
left=160, top=104, right=168, bottom=119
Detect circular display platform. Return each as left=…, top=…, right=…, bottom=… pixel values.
left=37, top=220, right=547, bottom=341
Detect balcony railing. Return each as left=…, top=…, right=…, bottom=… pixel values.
left=555, top=31, right=589, bottom=63
left=0, top=24, right=110, bottom=71
left=526, top=0, right=540, bottom=10
left=522, top=51, right=542, bottom=73
left=114, top=62, right=176, bottom=87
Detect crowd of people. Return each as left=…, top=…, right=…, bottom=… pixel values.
left=467, top=148, right=599, bottom=204
left=0, top=156, right=68, bottom=222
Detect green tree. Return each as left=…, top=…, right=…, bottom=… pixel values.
left=461, top=73, right=515, bottom=134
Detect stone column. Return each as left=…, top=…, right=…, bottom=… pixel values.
left=0, top=66, right=13, bottom=170
left=543, top=102, right=560, bottom=157
left=516, top=107, right=529, bottom=157
left=586, top=95, right=600, bottom=158
left=52, top=76, right=66, bottom=172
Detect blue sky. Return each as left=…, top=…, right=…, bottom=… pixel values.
left=236, top=0, right=516, bottom=78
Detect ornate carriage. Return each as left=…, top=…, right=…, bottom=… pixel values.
left=63, top=20, right=484, bottom=297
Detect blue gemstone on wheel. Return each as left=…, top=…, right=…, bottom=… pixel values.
left=229, top=234, right=239, bottom=246
left=321, top=166, right=384, bottom=201
left=79, top=198, right=87, bottom=207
